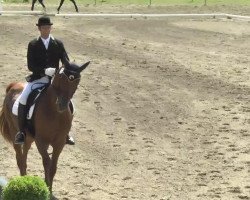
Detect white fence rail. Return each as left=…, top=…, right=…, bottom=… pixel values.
left=1, top=11, right=250, bottom=21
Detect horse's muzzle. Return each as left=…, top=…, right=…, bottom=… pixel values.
left=56, top=96, right=69, bottom=112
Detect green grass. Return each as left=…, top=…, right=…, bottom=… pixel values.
left=3, top=0, right=250, bottom=6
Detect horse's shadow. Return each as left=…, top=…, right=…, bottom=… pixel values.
left=51, top=194, right=59, bottom=200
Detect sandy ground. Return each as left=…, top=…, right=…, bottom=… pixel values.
left=0, top=4, right=250, bottom=200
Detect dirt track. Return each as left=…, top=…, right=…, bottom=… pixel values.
left=0, top=5, right=250, bottom=200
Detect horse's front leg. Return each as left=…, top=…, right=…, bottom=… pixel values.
left=36, top=142, right=51, bottom=187
left=49, top=143, right=64, bottom=192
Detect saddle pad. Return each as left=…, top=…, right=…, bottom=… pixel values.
left=13, top=96, right=75, bottom=119
left=12, top=95, right=36, bottom=120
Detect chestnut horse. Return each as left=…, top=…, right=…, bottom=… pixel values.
left=0, top=60, right=90, bottom=192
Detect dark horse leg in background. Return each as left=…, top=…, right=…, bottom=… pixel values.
left=31, top=0, right=46, bottom=11
left=70, top=0, right=78, bottom=13
left=31, top=0, right=37, bottom=11
left=57, top=0, right=64, bottom=13
left=57, top=0, right=78, bottom=13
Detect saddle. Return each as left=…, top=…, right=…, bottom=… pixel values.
left=12, top=85, right=47, bottom=118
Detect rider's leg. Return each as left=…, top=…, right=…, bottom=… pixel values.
left=15, top=77, right=50, bottom=145
left=14, top=103, right=27, bottom=144
left=14, top=83, right=31, bottom=145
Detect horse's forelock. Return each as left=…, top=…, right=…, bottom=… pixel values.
left=65, top=62, right=81, bottom=73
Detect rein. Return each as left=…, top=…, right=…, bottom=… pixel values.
left=50, top=71, right=81, bottom=103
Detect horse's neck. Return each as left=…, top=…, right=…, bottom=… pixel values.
left=43, top=85, right=58, bottom=112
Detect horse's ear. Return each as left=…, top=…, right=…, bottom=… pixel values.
left=79, top=61, right=90, bottom=72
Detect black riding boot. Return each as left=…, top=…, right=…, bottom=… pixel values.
left=14, top=103, right=27, bottom=145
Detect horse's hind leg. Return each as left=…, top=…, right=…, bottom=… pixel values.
left=13, top=140, right=32, bottom=176
left=57, top=0, right=65, bottom=14
left=38, top=0, right=46, bottom=11
left=14, top=145, right=26, bottom=175
left=31, top=0, right=37, bottom=11
left=70, top=0, right=78, bottom=12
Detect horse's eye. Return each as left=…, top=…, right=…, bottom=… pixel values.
left=69, top=75, right=74, bottom=80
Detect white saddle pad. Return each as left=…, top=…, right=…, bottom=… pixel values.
left=12, top=96, right=35, bottom=120
left=12, top=96, right=75, bottom=119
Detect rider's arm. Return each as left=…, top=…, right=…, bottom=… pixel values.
left=27, top=40, right=45, bottom=75
left=57, top=39, right=70, bottom=65
left=27, top=41, right=36, bottom=72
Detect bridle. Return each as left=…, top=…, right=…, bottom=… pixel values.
left=50, top=67, right=81, bottom=111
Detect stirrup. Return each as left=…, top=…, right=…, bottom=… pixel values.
left=14, top=132, right=25, bottom=145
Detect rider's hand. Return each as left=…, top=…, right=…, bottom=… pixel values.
left=45, top=68, right=56, bottom=77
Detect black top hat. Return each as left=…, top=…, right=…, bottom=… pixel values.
left=36, top=16, right=53, bottom=26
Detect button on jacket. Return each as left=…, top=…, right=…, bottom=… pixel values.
left=27, top=36, right=69, bottom=81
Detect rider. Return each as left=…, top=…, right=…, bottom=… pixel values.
left=14, top=16, right=75, bottom=145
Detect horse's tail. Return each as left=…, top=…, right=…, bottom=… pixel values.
left=0, top=82, right=21, bottom=142
left=0, top=105, right=11, bottom=142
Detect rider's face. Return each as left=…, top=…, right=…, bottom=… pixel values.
left=39, top=25, right=52, bottom=39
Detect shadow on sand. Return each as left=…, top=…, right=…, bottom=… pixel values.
left=51, top=194, right=59, bottom=200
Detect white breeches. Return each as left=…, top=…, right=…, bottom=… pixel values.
left=19, top=76, right=50, bottom=105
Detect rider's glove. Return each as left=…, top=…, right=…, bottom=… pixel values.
left=45, top=68, right=56, bottom=77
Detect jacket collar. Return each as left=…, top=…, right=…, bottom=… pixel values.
left=37, top=35, right=55, bottom=41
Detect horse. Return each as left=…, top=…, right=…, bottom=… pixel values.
left=57, top=0, right=79, bottom=14
left=31, top=0, right=46, bottom=11
left=0, top=60, right=90, bottom=193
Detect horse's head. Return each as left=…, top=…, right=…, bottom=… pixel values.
left=51, top=60, right=90, bottom=112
